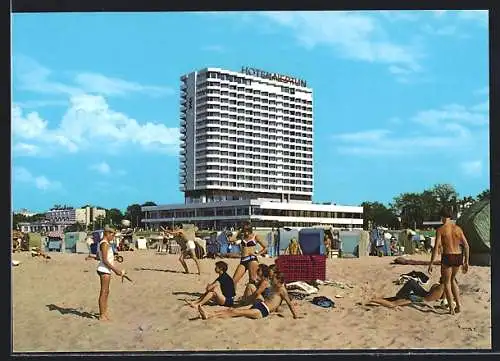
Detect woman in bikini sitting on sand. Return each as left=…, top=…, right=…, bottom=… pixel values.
left=365, top=277, right=445, bottom=309
left=198, top=271, right=301, bottom=320
left=240, top=264, right=271, bottom=305
left=228, top=222, right=267, bottom=291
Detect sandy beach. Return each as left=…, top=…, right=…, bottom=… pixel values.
left=12, top=250, right=491, bottom=352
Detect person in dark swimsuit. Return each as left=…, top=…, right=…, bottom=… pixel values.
left=366, top=277, right=445, bottom=309
left=241, top=264, right=271, bottom=305
left=185, top=261, right=236, bottom=308
left=198, top=272, right=301, bottom=320
left=228, top=222, right=267, bottom=290
left=428, top=207, right=470, bottom=315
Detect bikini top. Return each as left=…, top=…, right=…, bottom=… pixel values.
left=241, top=236, right=257, bottom=248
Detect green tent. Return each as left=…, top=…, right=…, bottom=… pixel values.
left=456, top=199, right=490, bottom=255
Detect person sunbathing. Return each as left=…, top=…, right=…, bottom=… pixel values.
left=185, top=261, right=235, bottom=308
left=366, top=277, right=445, bottom=308
left=31, top=247, right=51, bottom=260
left=240, top=264, right=271, bottom=305
left=198, top=272, right=301, bottom=320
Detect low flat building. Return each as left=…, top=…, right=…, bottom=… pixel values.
left=17, top=221, right=69, bottom=233
left=142, top=199, right=363, bottom=230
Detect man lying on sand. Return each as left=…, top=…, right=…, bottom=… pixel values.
left=185, top=261, right=235, bottom=308
left=366, top=277, right=445, bottom=309
left=198, top=271, right=301, bottom=320
left=31, top=247, right=51, bottom=260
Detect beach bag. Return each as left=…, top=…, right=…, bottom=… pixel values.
left=312, top=296, right=335, bottom=308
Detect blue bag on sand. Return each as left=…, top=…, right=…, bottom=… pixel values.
left=312, top=296, right=335, bottom=308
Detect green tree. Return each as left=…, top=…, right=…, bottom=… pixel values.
left=431, top=184, right=459, bottom=216
left=391, top=192, right=425, bottom=229
left=476, top=189, right=490, bottom=201
left=125, top=204, right=143, bottom=228
left=360, top=201, right=398, bottom=229
left=142, top=201, right=157, bottom=207
left=105, top=208, right=124, bottom=226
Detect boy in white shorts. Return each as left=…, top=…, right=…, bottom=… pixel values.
left=166, top=224, right=201, bottom=275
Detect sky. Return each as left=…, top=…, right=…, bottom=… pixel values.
left=11, top=10, right=490, bottom=213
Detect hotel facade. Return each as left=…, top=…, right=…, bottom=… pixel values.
left=141, top=66, right=363, bottom=230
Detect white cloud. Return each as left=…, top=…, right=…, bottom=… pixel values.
left=333, top=99, right=488, bottom=156
left=461, top=160, right=483, bottom=177
left=90, top=161, right=111, bottom=174
left=12, top=143, right=41, bottom=156
left=13, top=166, right=62, bottom=191
left=74, top=73, right=173, bottom=97
left=16, top=100, right=68, bottom=109
left=12, top=57, right=180, bottom=157
left=333, top=129, right=390, bottom=142
left=13, top=55, right=172, bottom=98
left=412, top=103, right=488, bottom=126
left=257, top=11, right=424, bottom=79
left=12, top=94, right=179, bottom=156
left=421, top=24, right=457, bottom=36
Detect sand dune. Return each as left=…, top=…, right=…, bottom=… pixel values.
left=12, top=251, right=491, bottom=352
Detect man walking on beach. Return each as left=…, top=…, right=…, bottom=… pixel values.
left=428, top=207, right=470, bottom=315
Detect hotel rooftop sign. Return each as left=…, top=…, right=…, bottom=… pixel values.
left=241, top=66, right=307, bottom=88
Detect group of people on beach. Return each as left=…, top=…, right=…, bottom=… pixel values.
left=177, top=222, right=300, bottom=320
left=367, top=207, right=470, bottom=315
left=93, top=221, right=300, bottom=321
left=92, top=206, right=469, bottom=321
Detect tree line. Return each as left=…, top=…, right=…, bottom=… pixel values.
left=361, top=184, right=490, bottom=230
left=13, top=184, right=490, bottom=232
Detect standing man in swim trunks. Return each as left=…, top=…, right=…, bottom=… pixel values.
left=428, top=207, right=470, bottom=315
left=166, top=224, right=201, bottom=275
left=197, top=271, right=301, bottom=320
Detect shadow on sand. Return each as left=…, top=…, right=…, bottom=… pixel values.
left=134, top=267, right=186, bottom=274
left=172, top=291, right=204, bottom=297
left=46, top=304, right=98, bottom=319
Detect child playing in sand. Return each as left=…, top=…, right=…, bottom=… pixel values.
left=365, top=277, right=445, bottom=309
left=96, top=226, right=126, bottom=321
left=185, top=261, right=236, bottom=308
left=198, top=271, right=301, bottom=320
left=241, top=264, right=271, bottom=305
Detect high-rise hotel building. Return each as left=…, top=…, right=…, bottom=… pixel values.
left=142, top=66, right=363, bottom=230
left=180, top=67, right=313, bottom=204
